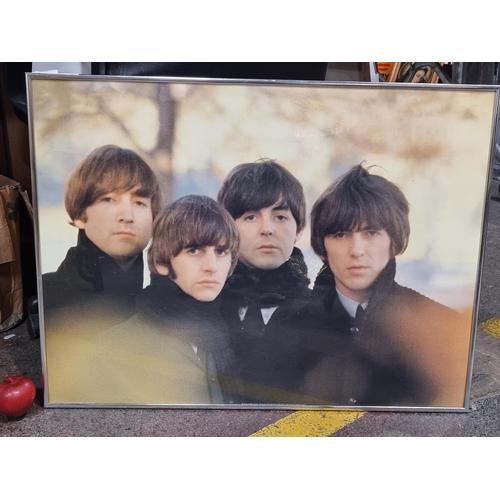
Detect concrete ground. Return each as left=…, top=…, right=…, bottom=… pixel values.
left=2, top=184, right=500, bottom=437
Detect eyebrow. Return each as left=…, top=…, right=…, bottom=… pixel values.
left=358, top=224, right=384, bottom=232
left=183, top=239, right=230, bottom=250
left=330, top=223, right=382, bottom=234
left=271, top=202, right=290, bottom=211
left=215, top=240, right=230, bottom=249
left=131, top=187, right=152, bottom=198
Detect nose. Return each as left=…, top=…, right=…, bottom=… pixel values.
left=117, top=199, right=134, bottom=223
left=259, top=213, right=274, bottom=235
left=349, top=233, right=365, bottom=257
left=202, top=250, right=219, bottom=273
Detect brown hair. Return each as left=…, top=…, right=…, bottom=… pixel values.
left=311, top=165, right=410, bottom=259
left=217, top=159, right=306, bottom=233
left=148, top=195, right=239, bottom=277
left=65, top=145, right=162, bottom=223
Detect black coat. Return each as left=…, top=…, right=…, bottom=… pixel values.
left=46, top=275, right=236, bottom=405
left=300, top=259, right=471, bottom=407
left=220, top=248, right=313, bottom=403
left=42, top=230, right=144, bottom=334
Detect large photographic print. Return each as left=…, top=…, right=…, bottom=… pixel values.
left=27, top=74, right=498, bottom=410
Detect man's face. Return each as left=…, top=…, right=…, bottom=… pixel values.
left=324, top=228, right=392, bottom=303
left=74, top=188, right=153, bottom=267
left=235, top=202, right=302, bottom=270
left=156, top=245, right=232, bottom=302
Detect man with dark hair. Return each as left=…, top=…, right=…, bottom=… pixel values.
left=303, top=164, right=471, bottom=407
left=43, top=144, right=162, bottom=332
left=47, top=195, right=240, bottom=404
left=217, top=159, right=311, bottom=403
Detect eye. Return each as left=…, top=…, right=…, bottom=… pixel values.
left=243, top=214, right=256, bottom=221
left=333, top=232, right=346, bottom=239
left=100, top=196, right=113, bottom=203
left=366, top=230, right=379, bottom=237
left=187, top=248, right=200, bottom=255
left=276, top=214, right=288, bottom=221
left=215, top=248, right=229, bottom=256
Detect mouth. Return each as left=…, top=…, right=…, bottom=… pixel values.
left=257, top=244, right=279, bottom=251
left=347, top=265, right=370, bottom=273
left=197, top=280, right=220, bottom=286
left=114, top=231, right=136, bottom=237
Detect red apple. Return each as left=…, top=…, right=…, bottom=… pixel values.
left=0, top=376, right=37, bottom=418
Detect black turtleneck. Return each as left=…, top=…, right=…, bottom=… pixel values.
left=58, top=230, right=144, bottom=297
left=137, top=274, right=234, bottom=357
left=42, top=229, right=144, bottom=332
left=135, top=274, right=239, bottom=402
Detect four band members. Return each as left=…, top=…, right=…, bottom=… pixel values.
left=43, top=150, right=472, bottom=408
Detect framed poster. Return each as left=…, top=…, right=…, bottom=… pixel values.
left=27, top=74, right=498, bottom=411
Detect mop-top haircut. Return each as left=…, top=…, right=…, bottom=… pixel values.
left=217, top=159, right=306, bottom=233
left=311, top=165, right=410, bottom=259
left=65, top=145, right=162, bottom=223
left=148, top=195, right=239, bottom=278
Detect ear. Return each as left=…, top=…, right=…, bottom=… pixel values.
left=390, top=242, right=398, bottom=259
left=74, top=219, right=86, bottom=230
left=155, top=264, right=170, bottom=276
left=294, top=228, right=304, bottom=244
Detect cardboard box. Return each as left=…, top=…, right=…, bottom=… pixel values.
left=0, top=174, right=31, bottom=332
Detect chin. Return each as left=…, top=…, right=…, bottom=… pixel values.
left=245, top=255, right=287, bottom=270
left=192, top=289, right=221, bottom=302
left=258, top=263, right=280, bottom=270
left=194, top=295, right=218, bottom=302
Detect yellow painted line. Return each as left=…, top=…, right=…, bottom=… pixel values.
left=480, top=318, right=500, bottom=339
left=250, top=410, right=366, bottom=437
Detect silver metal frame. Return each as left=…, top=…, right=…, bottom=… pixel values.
left=26, top=73, right=500, bottom=412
